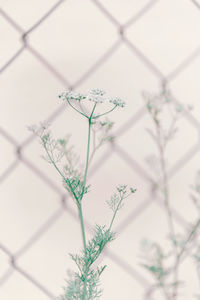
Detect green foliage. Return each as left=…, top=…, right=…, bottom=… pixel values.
left=85, top=225, right=114, bottom=265
left=63, top=225, right=114, bottom=300
left=143, top=265, right=167, bottom=281
left=64, top=176, right=90, bottom=201
left=70, top=225, right=114, bottom=274
left=107, top=184, right=136, bottom=213
left=140, top=240, right=169, bottom=282
left=62, top=270, right=102, bottom=300
left=107, top=192, right=122, bottom=212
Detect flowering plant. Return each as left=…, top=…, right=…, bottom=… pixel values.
left=140, top=87, right=200, bottom=300
left=30, top=88, right=135, bottom=300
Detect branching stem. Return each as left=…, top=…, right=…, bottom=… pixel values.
left=108, top=192, right=132, bottom=231
left=93, top=105, right=117, bottom=119
left=80, top=103, right=97, bottom=300
left=155, top=118, right=178, bottom=299
left=67, top=99, right=89, bottom=119
left=43, top=143, right=66, bottom=182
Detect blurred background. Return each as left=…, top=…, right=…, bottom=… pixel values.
left=1, top=0, right=200, bottom=299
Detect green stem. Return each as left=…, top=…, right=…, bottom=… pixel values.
left=154, top=118, right=178, bottom=299
left=44, top=143, right=80, bottom=204
left=81, top=120, right=91, bottom=199
left=80, top=103, right=96, bottom=300
left=171, top=218, right=200, bottom=299
left=81, top=103, right=96, bottom=199
left=67, top=99, right=89, bottom=119
left=44, top=144, right=66, bottom=182
left=109, top=205, right=120, bottom=232
left=78, top=202, right=87, bottom=252
left=93, top=105, right=117, bottom=119
left=178, top=218, right=200, bottom=260
left=108, top=192, right=131, bottom=231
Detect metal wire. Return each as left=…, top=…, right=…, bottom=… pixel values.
left=1, top=0, right=200, bottom=299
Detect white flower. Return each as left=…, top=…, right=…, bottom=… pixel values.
left=116, top=184, right=127, bottom=193
left=28, top=122, right=52, bottom=149
left=89, top=88, right=105, bottom=96
left=59, top=88, right=126, bottom=107
left=109, top=97, right=125, bottom=107
left=142, top=90, right=173, bottom=113
left=86, top=88, right=106, bottom=104
left=58, top=91, right=86, bottom=102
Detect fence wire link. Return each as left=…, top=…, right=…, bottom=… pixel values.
left=1, top=0, right=200, bottom=299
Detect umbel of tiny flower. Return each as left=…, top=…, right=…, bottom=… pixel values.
left=59, top=88, right=125, bottom=119
left=142, top=89, right=193, bottom=117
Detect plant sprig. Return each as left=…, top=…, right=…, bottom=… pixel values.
left=30, top=88, right=135, bottom=300
left=141, top=87, right=199, bottom=299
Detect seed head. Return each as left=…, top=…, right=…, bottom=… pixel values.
left=59, top=89, right=125, bottom=107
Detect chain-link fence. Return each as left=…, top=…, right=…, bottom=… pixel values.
left=1, top=0, right=200, bottom=299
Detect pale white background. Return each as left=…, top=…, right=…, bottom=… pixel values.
left=1, top=0, right=200, bottom=299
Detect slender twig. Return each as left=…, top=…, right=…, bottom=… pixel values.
left=88, top=134, right=103, bottom=166
left=81, top=102, right=97, bottom=300
left=108, top=192, right=132, bottom=231
left=43, top=143, right=66, bottom=182
left=156, top=122, right=176, bottom=239
left=93, top=105, right=117, bottom=119
left=172, top=219, right=200, bottom=299
left=67, top=99, right=89, bottom=119
left=178, top=219, right=200, bottom=261
left=153, top=114, right=178, bottom=299
left=81, top=103, right=97, bottom=199
left=108, top=192, right=123, bottom=231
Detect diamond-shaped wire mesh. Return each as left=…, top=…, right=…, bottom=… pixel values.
left=1, top=1, right=200, bottom=299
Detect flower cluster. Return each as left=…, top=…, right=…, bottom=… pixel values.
left=28, top=122, right=50, bottom=139
left=142, top=90, right=172, bottom=115
left=143, top=89, right=193, bottom=116
left=109, top=97, right=125, bottom=108
left=59, top=88, right=125, bottom=107
left=116, top=184, right=136, bottom=194
left=87, top=88, right=106, bottom=104
left=58, top=91, right=86, bottom=102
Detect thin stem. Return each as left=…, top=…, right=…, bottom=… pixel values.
left=108, top=192, right=132, bottom=231
left=82, top=120, right=91, bottom=199
left=88, top=127, right=97, bottom=166
left=164, top=115, right=178, bottom=148
left=88, top=135, right=103, bottom=166
left=171, top=218, right=200, bottom=299
left=43, top=143, right=66, bottom=182
left=159, top=133, right=175, bottom=237
left=44, top=143, right=80, bottom=204
left=155, top=119, right=178, bottom=299
left=67, top=99, right=89, bottom=119
left=81, top=103, right=97, bottom=198
left=93, top=105, right=117, bottom=119
left=78, top=100, right=87, bottom=116
left=178, top=218, right=200, bottom=260
left=109, top=206, right=119, bottom=232
left=78, top=202, right=87, bottom=251
left=154, top=118, right=176, bottom=239
left=80, top=103, right=96, bottom=300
